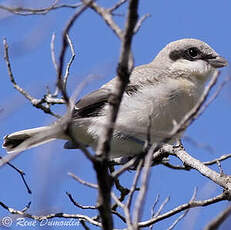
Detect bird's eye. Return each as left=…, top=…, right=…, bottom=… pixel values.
left=187, top=47, right=199, bottom=58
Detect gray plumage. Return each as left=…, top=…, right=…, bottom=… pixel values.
left=3, top=38, right=227, bottom=158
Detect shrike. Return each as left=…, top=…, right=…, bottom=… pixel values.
left=3, top=39, right=227, bottom=159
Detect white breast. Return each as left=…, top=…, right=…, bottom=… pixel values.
left=87, top=77, right=204, bottom=158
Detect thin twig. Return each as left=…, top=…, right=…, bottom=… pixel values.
left=95, top=0, right=138, bottom=157
left=68, top=172, right=98, bottom=189
left=67, top=191, right=126, bottom=224
left=134, top=13, right=150, bottom=34
left=111, top=192, right=124, bottom=208
left=133, top=144, right=155, bottom=228
left=161, top=144, right=231, bottom=190
left=162, top=151, right=231, bottom=170
left=80, top=1, right=139, bottom=229
left=161, top=161, right=189, bottom=170
left=3, top=39, right=34, bottom=102
left=126, top=159, right=143, bottom=209
left=204, top=153, right=231, bottom=166
left=123, top=159, right=143, bottom=229
left=66, top=192, right=96, bottom=209
left=0, top=201, right=101, bottom=227
left=0, top=156, right=32, bottom=194
left=93, top=0, right=140, bottom=159
left=216, top=160, right=224, bottom=175
left=149, top=194, right=160, bottom=230
left=138, top=192, right=229, bottom=228
left=82, top=0, right=123, bottom=39
left=109, top=0, right=128, bottom=12
left=21, top=201, right=32, bottom=213
left=110, top=165, right=130, bottom=211
left=57, top=2, right=93, bottom=104
left=112, top=156, right=139, bottom=178
left=80, top=220, right=90, bottom=230
left=0, top=2, right=82, bottom=16
left=63, top=34, right=76, bottom=90
left=154, top=196, right=170, bottom=218
left=196, top=76, right=230, bottom=119
left=3, top=38, right=60, bottom=118
left=167, top=188, right=197, bottom=230
left=50, top=33, right=58, bottom=79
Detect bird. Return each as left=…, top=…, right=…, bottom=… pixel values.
left=2, top=38, right=227, bottom=159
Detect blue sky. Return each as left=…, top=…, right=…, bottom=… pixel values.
left=0, top=0, right=231, bottom=229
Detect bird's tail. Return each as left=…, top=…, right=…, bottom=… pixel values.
left=2, top=125, right=68, bottom=153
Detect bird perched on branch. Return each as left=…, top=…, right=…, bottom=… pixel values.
left=3, top=39, right=227, bottom=159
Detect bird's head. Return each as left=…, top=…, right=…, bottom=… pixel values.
left=152, top=38, right=228, bottom=82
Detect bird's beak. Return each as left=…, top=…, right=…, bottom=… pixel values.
left=208, top=56, right=228, bottom=68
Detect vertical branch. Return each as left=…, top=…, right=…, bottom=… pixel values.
left=93, top=160, right=114, bottom=230
left=57, top=2, right=93, bottom=105
left=91, top=1, right=139, bottom=230
left=133, top=145, right=156, bottom=228
left=96, top=0, right=139, bottom=158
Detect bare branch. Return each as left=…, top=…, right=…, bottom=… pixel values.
left=77, top=1, right=139, bottom=229
left=3, top=38, right=61, bottom=118
left=3, top=39, right=34, bottom=102
left=67, top=191, right=126, bottom=224
left=0, top=201, right=102, bottom=227
left=80, top=220, right=90, bottom=230
left=167, top=188, right=197, bottom=230
left=66, top=192, right=96, bottom=209
left=196, top=75, right=230, bottom=119
left=161, top=161, right=189, bottom=170
left=57, top=2, right=93, bottom=104
left=0, top=201, right=31, bottom=214
left=123, top=159, right=143, bottom=229
left=21, top=201, right=32, bottom=213
left=154, top=196, right=170, bottom=218
left=149, top=194, right=160, bottom=230
left=110, top=166, right=130, bottom=211
left=216, top=160, right=224, bottom=175
left=92, top=160, right=114, bottom=230
left=133, top=145, right=155, bottom=228
left=63, top=34, right=76, bottom=90
left=112, top=156, right=139, bottom=178
left=109, top=0, right=128, bottom=13
left=126, top=159, right=143, bottom=209
left=204, top=153, right=231, bottom=166
left=68, top=172, right=98, bottom=189
left=134, top=13, right=150, bottom=34
left=81, top=0, right=123, bottom=39
left=111, top=192, right=125, bottom=208
left=162, top=144, right=231, bottom=190
left=95, top=0, right=139, bottom=158
left=162, top=152, right=231, bottom=171
left=151, top=194, right=160, bottom=216
left=0, top=155, right=32, bottom=194
left=139, top=192, right=229, bottom=228
left=50, top=33, right=58, bottom=77
left=0, top=2, right=82, bottom=16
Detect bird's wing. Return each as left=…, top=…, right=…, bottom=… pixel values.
left=72, top=63, right=161, bottom=119
left=73, top=88, right=110, bottom=119
left=72, top=84, right=140, bottom=119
